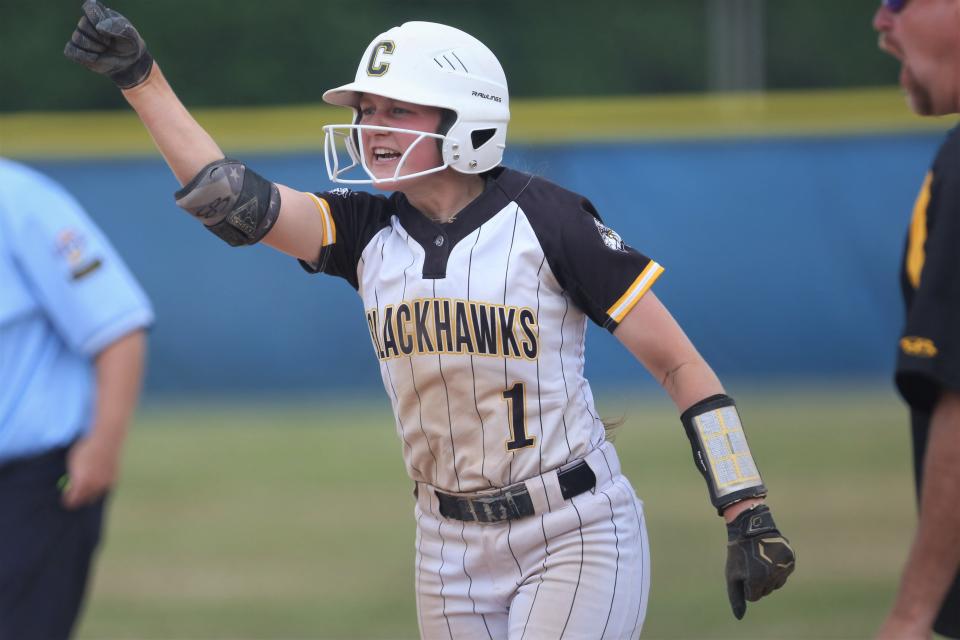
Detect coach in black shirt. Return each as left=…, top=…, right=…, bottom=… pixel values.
left=873, top=1, right=960, bottom=638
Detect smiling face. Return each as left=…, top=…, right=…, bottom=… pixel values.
left=356, top=94, right=445, bottom=189
left=873, top=0, right=960, bottom=115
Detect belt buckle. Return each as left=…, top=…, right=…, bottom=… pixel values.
left=476, top=487, right=528, bottom=522
left=464, top=497, right=482, bottom=522
left=440, top=480, right=531, bottom=524
left=503, top=489, right=524, bottom=519
left=471, top=493, right=506, bottom=523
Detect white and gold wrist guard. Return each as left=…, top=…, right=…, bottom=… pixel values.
left=680, top=394, right=767, bottom=514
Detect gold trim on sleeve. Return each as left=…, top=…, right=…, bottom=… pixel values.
left=607, top=261, right=664, bottom=322
left=307, top=192, right=337, bottom=247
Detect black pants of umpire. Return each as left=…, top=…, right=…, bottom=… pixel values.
left=0, top=447, right=106, bottom=640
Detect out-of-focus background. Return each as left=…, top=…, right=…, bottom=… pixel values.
left=2, top=1, right=956, bottom=638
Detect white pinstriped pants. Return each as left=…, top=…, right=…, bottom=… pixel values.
left=414, top=442, right=650, bottom=640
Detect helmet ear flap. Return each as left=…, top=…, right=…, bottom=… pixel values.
left=437, top=110, right=504, bottom=173
left=442, top=119, right=507, bottom=174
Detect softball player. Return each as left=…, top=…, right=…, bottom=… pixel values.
left=65, top=3, right=794, bottom=637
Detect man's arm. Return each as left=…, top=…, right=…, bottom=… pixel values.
left=877, top=389, right=960, bottom=640
left=61, top=329, right=146, bottom=509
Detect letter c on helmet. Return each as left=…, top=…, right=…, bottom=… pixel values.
left=366, top=41, right=395, bottom=77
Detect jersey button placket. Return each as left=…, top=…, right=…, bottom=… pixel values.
left=423, top=231, right=450, bottom=279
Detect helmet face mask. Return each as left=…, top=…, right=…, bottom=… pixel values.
left=323, top=21, right=510, bottom=185
left=323, top=123, right=448, bottom=185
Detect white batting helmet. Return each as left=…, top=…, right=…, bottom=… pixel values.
left=322, top=21, right=510, bottom=184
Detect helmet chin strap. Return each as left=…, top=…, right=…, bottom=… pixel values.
left=323, top=124, right=451, bottom=185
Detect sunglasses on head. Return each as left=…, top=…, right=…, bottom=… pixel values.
left=882, top=0, right=909, bottom=13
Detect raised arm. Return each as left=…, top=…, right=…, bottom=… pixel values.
left=64, top=0, right=327, bottom=262
left=122, top=66, right=222, bottom=185
left=614, top=292, right=795, bottom=619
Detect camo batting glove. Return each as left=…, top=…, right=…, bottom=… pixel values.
left=724, top=504, right=795, bottom=620
left=64, top=0, right=153, bottom=89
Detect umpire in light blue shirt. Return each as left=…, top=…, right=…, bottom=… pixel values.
left=0, top=158, right=153, bottom=639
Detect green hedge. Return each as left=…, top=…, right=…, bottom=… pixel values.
left=2, top=0, right=898, bottom=112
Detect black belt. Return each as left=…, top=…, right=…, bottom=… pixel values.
left=0, top=446, right=70, bottom=480
left=435, top=460, right=596, bottom=523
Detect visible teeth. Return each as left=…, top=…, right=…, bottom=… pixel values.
left=373, top=147, right=400, bottom=159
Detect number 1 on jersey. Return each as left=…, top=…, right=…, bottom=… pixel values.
left=503, top=382, right=535, bottom=451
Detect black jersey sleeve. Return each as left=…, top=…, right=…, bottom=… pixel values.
left=516, top=175, right=663, bottom=332
left=297, top=188, right=393, bottom=290
left=896, top=128, right=960, bottom=411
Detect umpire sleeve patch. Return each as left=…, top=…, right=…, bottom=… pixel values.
left=54, top=227, right=105, bottom=282
left=307, top=193, right=337, bottom=247
left=606, top=260, right=664, bottom=323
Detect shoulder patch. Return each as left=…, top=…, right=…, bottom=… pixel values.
left=593, top=218, right=626, bottom=252
left=54, top=228, right=103, bottom=281
left=54, top=228, right=87, bottom=266
left=900, top=336, right=938, bottom=358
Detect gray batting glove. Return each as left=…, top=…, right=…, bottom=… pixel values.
left=724, top=504, right=795, bottom=620
left=64, top=0, right=153, bottom=89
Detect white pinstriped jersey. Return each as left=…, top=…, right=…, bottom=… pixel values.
left=303, top=167, right=662, bottom=493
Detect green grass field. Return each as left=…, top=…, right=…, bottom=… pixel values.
left=76, top=385, right=917, bottom=639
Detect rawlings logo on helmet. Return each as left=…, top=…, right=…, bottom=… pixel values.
left=471, top=90, right=502, bottom=103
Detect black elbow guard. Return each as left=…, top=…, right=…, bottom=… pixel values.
left=680, top=394, right=768, bottom=515
left=175, top=158, right=281, bottom=247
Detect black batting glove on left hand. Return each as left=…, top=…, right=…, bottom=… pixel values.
left=724, top=504, right=795, bottom=620
left=64, top=0, right=153, bottom=89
